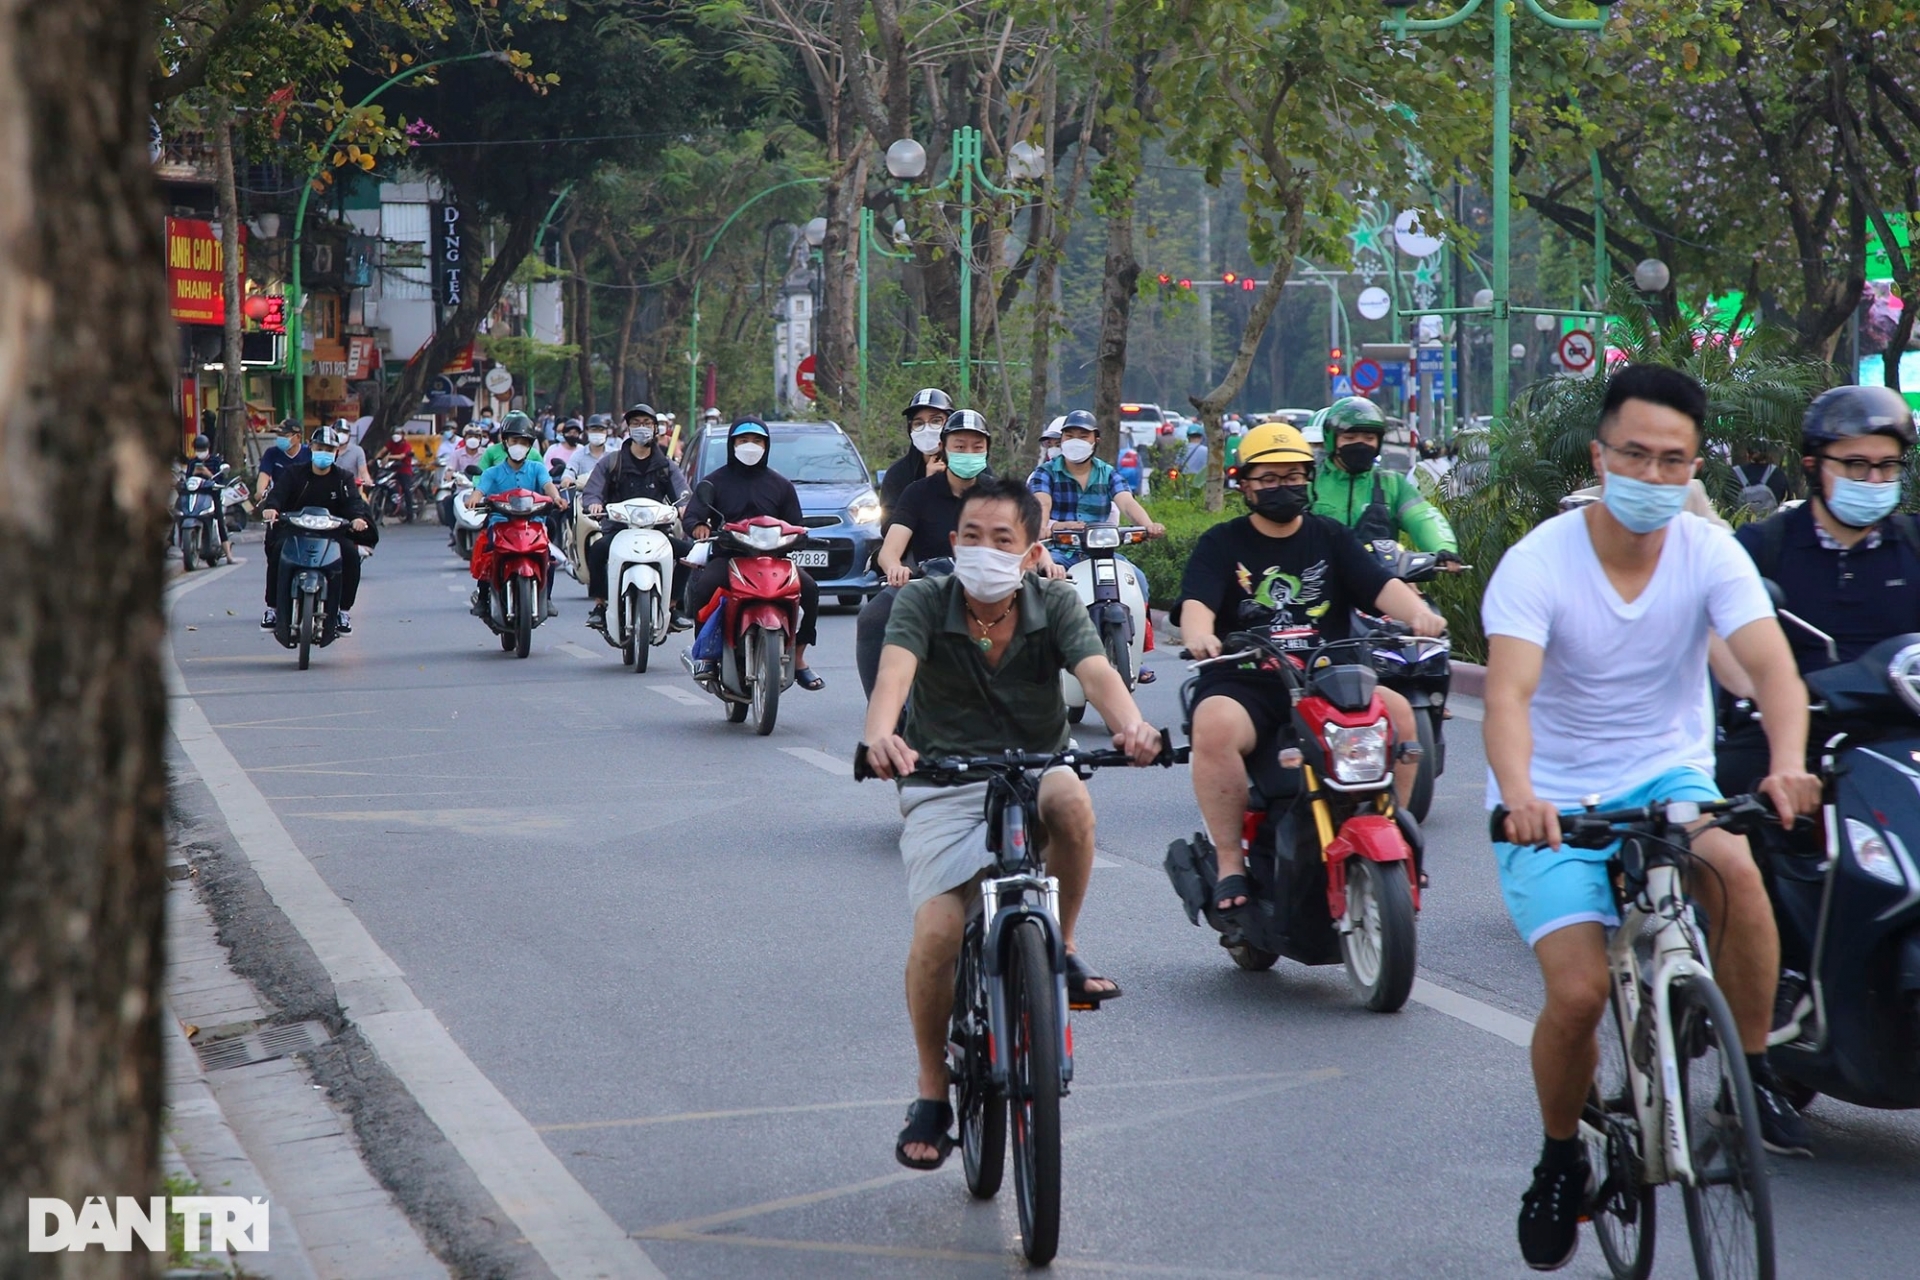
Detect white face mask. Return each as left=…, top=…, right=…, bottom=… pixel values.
left=1059, top=438, right=1096, bottom=464
left=911, top=425, right=944, bottom=454
left=587, top=431, right=607, bottom=446
left=464, top=437, right=482, bottom=451
left=629, top=427, right=655, bottom=445
left=1043, top=445, right=1061, bottom=460
left=733, top=442, right=766, bottom=466
left=507, top=443, right=531, bottom=462
left=953, top=544, right=1028, bottom=603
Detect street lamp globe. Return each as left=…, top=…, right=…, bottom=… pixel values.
left=1534, top=312, right=1557, bottom=331
left=1634, top=258, right=1671, bottom=292
left=803, top=217, right=828, bottom=249
left=886, top=138, right=927, bottom=181
left=1008, top=140, right=1046, bottom=182
left=1510, top=343, right=1529, bottom=360
left=1473, top=288, right=1495, bottom=309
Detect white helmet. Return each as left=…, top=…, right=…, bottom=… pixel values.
left=1041, top=416, right=1066, bottom=440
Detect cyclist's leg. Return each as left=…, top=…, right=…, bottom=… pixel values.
left=1377, top=686, right=1420, bottom=807
left=907, top=887, right=969, bottom=1111
left=1530, top=923, right=1611, bottom=1138
left=1689, top=825, right=1778, bottom=1054
left=1189, top=685, right=1268, bottom=888
left=1036, top=768, right=1113, bottom=995
left=898, top=783, right=995, bottom=1114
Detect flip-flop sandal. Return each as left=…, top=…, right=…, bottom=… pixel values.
left=894, top=1099, right=954, bottom=1170
left=1065, top=952, right=1122, bottom=1008
left=1136, top=668, right=1157, bottom=684
left=1211, top=873, right=1252, bottom=923
left=796, top=666, right=825, bottom=691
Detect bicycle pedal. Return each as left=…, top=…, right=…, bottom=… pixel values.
left=1068, top=999, right=1102, bottom=1012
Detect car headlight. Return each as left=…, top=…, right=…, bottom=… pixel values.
left=1324, top=718, right=1391, bottom=785
left=849, top=489, right=882, bottom=524
left=1084, top=524, right=1121, bottom=549
left=1845, top=817, right=1909, bottom=887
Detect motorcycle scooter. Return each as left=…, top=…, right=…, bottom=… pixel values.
left=1164, top=607, right=1423, bottom=1011
left=173, top=470, right=227, bottom=570
left=593, top=497, right=680, bottom=672
left=1354, top=540, right=1461, bottom=823
left=220, top=470, right=250, bottom=534
left=475, top=490, right=557, bottom=659
left=1053, top=524, right=1152, bottom=724
left=682, top=513, right=809, bottom=736
left=450, top=470, right=485, bottom=560
left=269, top=507, right=350, bottom=670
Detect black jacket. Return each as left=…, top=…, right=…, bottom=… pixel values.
left=879, top=448, right=931, bottom=518
left=686, top=459, right=802, bottom=534
left=265, top=463, right=374, bottom=544
left=582, top=444, right=690, bottom=510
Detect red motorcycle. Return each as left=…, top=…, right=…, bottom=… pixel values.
left=1164, top=610, right=1423, bottom=1011
left=476, top=489, right=556, bottom=658
left=684, top=514, right=807, bottom=735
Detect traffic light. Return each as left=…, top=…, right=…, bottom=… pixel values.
left=1157, top=273, right=1171, bottom=286
left=1240, top=276, right=1257, bottom=291
left=1326, top=346, right=1344, bottom=378
left=1178, top=278, right=1192, bottom=290
left=261, top=296, right=287, bottom=335
left=1222, top=271, right=1238, bottom=286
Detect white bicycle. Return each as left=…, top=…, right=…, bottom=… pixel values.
left=1496, top=794, right=1777, bottom=1280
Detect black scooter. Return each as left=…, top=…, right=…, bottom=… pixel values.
left=270, top=507, right=350, bottom=670
left=1353, top=540, right=1458, bottom=822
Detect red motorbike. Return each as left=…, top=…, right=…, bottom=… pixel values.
left=476, top=489, right=556, bottom=658
left=1164, top=609, right=1423, bottom=1011
left=684, top=514, right=807, bottom=735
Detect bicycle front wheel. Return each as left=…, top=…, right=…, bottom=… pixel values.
left=1007, top=918, right=1062, bottom=1265
left=1587, top=983, right=1654, bottom=1280
left=953, top=926, right=1004, bottom=1200
left=1673, top=976, right=1775, bottom=1280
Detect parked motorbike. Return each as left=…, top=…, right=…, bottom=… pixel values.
left=564, top=478, right=601, bottom=587
left=474, top=490, right=557, bottom=659
left=173, top=469, right=227, bottom=571
left=1053, top=524, right=1152, bottom=723
left=592, top=497, right=680, bottom=672
left=450, top=471, right=485, bottom=561
left=682, top=513, right=808, bottom=736
left=268, top=507, right=350, bottom=670
left=1354, top=539, right=1461, bottom=822
left=220, top=471, right=250, bottom=533
left=1164, top=608, right=1423, bottom=1011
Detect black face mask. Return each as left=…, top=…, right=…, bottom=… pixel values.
left=1336, top=441, right=1380, bottom=473
left=1248, top=484, right=1310, bottom=523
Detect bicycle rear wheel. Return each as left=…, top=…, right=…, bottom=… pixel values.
left=1586, top=983, right=1654, bottom=1280
left=1673, top=976, right=1775, bottom=1280
left=953, top=924, right=1005, bottom=1200
left=1007, top=918, right=1062, bottom=1265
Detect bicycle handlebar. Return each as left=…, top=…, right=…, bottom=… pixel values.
left=1489, top=794, right=1773, bottom=850
left=852, top=730, right=1184, bottom=782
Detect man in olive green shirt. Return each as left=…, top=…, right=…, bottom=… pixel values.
left=863, top=476, right=1161, bottom=1170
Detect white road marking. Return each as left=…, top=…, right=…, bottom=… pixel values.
left=1411, top=978, right=1534, bottom=1048
left=1093, top=854, right=1121, bottom=869
left=447, top=583, right=467, bottom=594
left=164, top=580, right=667, bottom=1279
left=556, top=641, right=601, bottom=662
left=779, top=746, right=848, bottom=776
left=648, top=684, right=707, bottom=707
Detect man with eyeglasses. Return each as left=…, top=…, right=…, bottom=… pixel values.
left=1482, top=364, right=1821, bottom=1270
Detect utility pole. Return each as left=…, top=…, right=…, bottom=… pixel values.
left=214, top=104, right=247, bottom=465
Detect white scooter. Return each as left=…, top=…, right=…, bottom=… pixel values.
left=451, top=473, right=485, bottom=560
left=593, top=497, right=680, bottom=671
left=1052, top=524, right=1151, bottom=723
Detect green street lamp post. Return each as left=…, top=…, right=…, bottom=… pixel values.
left=1382, top=0, right=1612, bottom=423
left=880, top=128, right=1046, bottom=406
left=683, top=177, right=826, bottom=425
left=857, top=207, right=914, bottom=424
left=287, top=50, right=507, bottom=428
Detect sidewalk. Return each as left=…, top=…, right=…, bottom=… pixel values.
left=164, top=844, right=449, bottom=1280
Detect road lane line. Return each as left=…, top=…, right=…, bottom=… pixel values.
left=779, top=746, right=849, bottom=775
left=638, top=1231, right=1306, bottom=1278
left=556, top=640, right=600, bottom=662
left=163, top=625, right=667, bottom=1278
left=1411, top=978, right=1534, bottom=1048
left=648, top=684, right=707, bottom=707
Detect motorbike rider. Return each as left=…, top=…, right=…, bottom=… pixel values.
left=1482, top=365, right=1822, bottom=1270
left=181, top=434, right=235, bottom=562
left=257, top=424, right=372, bottom=634
left=1309, top=396, right=1459, bottom=556
left=1037, top=416, right=1064, bottom=465
left=1179, top=422, right=1444, bottom=918
left=330, top=418, right=374, bottom=493
left=1175, top=423, right=1208, bottom=480
left=255, top=417, right=308, bottom=502
left=375, top=426, right=418, bottom=521
left=1030, top=410, right=1165, bottom=545
left=861, top=476, right=1164, bottom=1169
left=1716, top=384, right=1920, bottom=1044
left=544, top=419, right=585, bottom=475
left=858, top=409, right=993, bottom=697
left=580, top=403, right=693, bottom=632
left=683, top=416, right=824, bottom=690
left=563, top=417, right=615, bottom=485
left=465, top=413, right=569, bottom=620
left=879, top=388, right=954, bottom=518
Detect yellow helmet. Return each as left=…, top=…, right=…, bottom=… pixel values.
left=1234, top=422, right=1315, bottom=470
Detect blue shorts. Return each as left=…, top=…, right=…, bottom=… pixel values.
left=1492, top=765, right=1722, bottom=948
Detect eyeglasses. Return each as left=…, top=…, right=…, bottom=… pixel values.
left=1598, top=440, right=1697, bottom=480
left=1819, top=453, right=1906, bottom=483
left=1241, top=471, right=1310, bottom=490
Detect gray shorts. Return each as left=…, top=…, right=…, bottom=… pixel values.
left=897, top=767, right=1069, bottom=909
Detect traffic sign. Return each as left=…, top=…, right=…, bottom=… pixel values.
left=796, top=353, right=819, bottom=400
left=1350, top=358, right=1384, bottom=393
left=1330, top=374, right=1354, bottom=398
left=1355, top=287, right=1391, bottom=321
left=1558, top=329, right=1597, bottom=372
left=1417, top=345, right=1446, bottom=374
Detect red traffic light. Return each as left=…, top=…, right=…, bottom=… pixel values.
left=1178, top=278, right=1192, bottom=290
left=1157, top=273, right=1171, bottom=286
left=1222, top=271, right=1238, bottom=286
left=1240, top=276, right=1256, bottom=291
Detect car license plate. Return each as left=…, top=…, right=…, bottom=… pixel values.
left=791, top=549, right=829, bottom=567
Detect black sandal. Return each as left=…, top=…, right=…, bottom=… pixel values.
left=894, top=1099, right=954, bottom=1170
left=1066, top=952, right=1122, bottom=1008
left=1212, top=873, right=1252, bottom=918
left=796, top=665, right=825, bottom=691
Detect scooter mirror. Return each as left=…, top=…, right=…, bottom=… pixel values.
left=464, top=465, right=482, bottom=478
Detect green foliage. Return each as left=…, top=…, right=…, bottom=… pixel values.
left=1128, top=492, right=1241, bottom=611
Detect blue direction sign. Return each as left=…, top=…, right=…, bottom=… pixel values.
left=1417, top=345, right=1446, bottom=374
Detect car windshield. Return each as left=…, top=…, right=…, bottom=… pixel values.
left=699, top=429, right=867, bottom=484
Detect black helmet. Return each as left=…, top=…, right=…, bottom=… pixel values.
left=1801, top=385, right=1916, bottom=453
left=501, top=411, right=537, bottom=442
left=585, top=412, right=612, bottom=429
left=1061, top=409, right=1098, bottom=433
left=624, top=403, right=657, bottom=423
left=904, top=388, right=954, bottom=418
left=191, top=435, right=212, bottom=452
left=942, top=410, right=992, bottom=439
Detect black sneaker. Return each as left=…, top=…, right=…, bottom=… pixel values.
left=1749, top=1068, right=1813, bottom=1157
left=669, top=612, right=695, bottom=633
left=586, top=604, right=607, bottom=630
left=1767, top=970, right=1812, bottom=1047
left=335, top=611, right=352, bottom=635
left=469, top=589, right=488, bottom=619
left=260, top=608, right=277, bottom=630
left=1517, top=1156, right=1589, bottom=1271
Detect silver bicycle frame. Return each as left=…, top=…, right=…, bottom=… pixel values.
left=978, top=791, right=1069, bottom=1090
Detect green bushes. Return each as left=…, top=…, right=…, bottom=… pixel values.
left=1130, top=493, right=1240, bottom=610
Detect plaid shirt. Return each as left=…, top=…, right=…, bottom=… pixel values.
left=1027, top=455, right=1131, bottom=525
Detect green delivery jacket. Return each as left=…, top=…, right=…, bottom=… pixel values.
left=1309, top=463, right=1457, bottom=553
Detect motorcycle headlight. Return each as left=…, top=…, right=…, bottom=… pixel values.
left=1324, top=718, right=1391, bottom=785
left=1889, top=642, right=1920, bottom=718
left=1845, top=817, right=1910, bottom=888
left=848, top=490, right=882, bottom=525
left=747, top=523, right=782, bottom=550
left=288, top=513, right=335, bottom=531
left=1084, top=525, right=1122, bottom=549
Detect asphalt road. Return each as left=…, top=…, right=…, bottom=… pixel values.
left=167, top=522, right=1920, bottom=1279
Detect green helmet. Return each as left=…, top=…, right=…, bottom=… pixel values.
left=1324, top=396, right=1387, bottom=437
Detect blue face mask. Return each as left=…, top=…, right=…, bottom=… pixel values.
left=276, top=435, right=293, bottom=452
left=1826, top=476, right=1901, bottom=528
left=311, top=450, right=336, bottom=470
left=1600, top=466, right=1690, bottom=534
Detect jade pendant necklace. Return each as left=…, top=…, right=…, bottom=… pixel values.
left=965, top=599, right=1016, bottom=651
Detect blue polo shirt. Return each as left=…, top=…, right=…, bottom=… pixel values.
left=475, top=457, right=554, bottom=525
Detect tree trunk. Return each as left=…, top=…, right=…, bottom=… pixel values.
left=610, top=269, right=638, bottom=414
left=565, top=228, right=594, bottom=418
left=817, top=149, right=868, bottom=410
left=214, top=103, right=247, bottom=468
left=1091, top=193, right=1140, bottom=464
left=0, top=1, right=174, bottom=1273
left=377, top=208, right=542, bottom=438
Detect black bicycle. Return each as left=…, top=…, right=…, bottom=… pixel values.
left=856, top=734, right=1177, bottom=1264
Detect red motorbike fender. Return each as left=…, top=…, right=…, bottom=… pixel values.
left=491, top=521, right=549, bottom=555
left=1324, top=814, right=1417, bottom=919
left=730, top=600, right=796, bottom=643
left=503, top=559, right=545, bottom=579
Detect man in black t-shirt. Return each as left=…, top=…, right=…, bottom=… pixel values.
left=1176, top=423, right=1444, bottom=919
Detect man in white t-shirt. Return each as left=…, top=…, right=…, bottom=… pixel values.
left=1482, top=365, right=1821, bottom=1272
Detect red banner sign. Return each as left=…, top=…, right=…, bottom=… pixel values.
left=165, top=218, right=246, bottom=326
left=346, top=336, right=378, bottom=380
